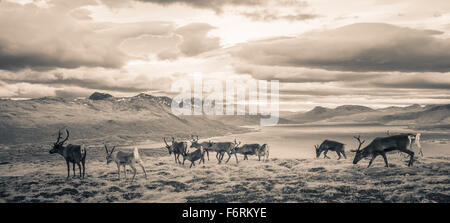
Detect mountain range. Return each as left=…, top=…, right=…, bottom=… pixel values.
left=0, top=92, right=449, bottom=145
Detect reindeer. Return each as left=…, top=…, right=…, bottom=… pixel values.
left=352, top=134, right=417, bottom=168
left=314, top=140, right=346, bottom=160
left=208, top=139, right=240, bottom=164
left=190, top=135, right=213, bottom=161
left=163, top=137, right=187, bottom=164
left=257, top=144, right=270, bottom=161
left=49, top=129, right=87, bottom=179
left=104, top=145, right=147, bottom=181
left=233, top=144, right=260, bottom=161
left=182, top=147, right=205, bottom=168
left=386, top=131, right=423, bottom=157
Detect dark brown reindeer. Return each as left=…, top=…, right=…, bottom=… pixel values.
left=314, top=140, right=346, bottom=160
left=190, top=135, right=213, bottom=161
left=352, top=134, right=416, bottom=168
left=163, top=137, right=187, bottom=164
left=49, top=129, right=86, bottom=179
left=233, top=144, right=260, bottom=161
left=182, top=147, right=205, bottom=168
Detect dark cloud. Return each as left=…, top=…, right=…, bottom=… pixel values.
left=372, top=79, right=450, bottom=90
left=0, top=2, right=174, bottom=71
left=241, top=10, right=318, bottom=22
left=234, top=23, right=450, bottom=72
left=233, top=63, right=383, bottom=83
left=136, top=0, right=269, bottom=12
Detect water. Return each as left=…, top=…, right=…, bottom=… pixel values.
left=137, top=124, right=450, bottom=159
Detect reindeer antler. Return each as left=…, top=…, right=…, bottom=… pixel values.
left=353, top=135, right=365, bottom=151
left=55, top=130, right=63, bottom=144
left=163, top=137, right=169, bottom=146
left=59, top=129, right=69, bottom=145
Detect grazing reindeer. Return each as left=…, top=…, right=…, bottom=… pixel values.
left=105, top=145, right=147, bottom=181
left=163, top=137, right=187, bottom=164
left=314, top=140, right=346, bottom=160
left=208, top=139, right=240, bottom=164
left=233, top=144, right=260, bottom=161
left=49, top=129, right=86, bottom=179
left=190, top=135, right=213, bottom=161
left=257, top=144, right=270, bottom=161
left=386, top=131, right=423, bottom=157
left=352, top=134, right=416, bottom=168
left=182, top=147, right=205, bottom=168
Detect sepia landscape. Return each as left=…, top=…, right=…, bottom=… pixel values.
left=0, top=93, right=449, bottom=202
left=1, top=0, right=450, bottom=203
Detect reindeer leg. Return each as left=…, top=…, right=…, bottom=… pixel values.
left=367, top=155, right=377, bottom=168
left=82, top=159, right=86, bottom=178
left=127, top=164, right=135, bottom=182
left=173, top=153, right=177, bottom=164
left=206, top=150, right=210, bottom=161
left=139, top=161, right=147, bottom=179
left=323, top=150, right=330, bottom=159
left=123, top=165, right=127, bottom=180
left=72, top=163, right=76, bottom=178
left=225, top=151, right=233, bottom=163
left=336, top=151, right=341, bottom=160
left=66, top=161, right=70, bottom=179
left=116, top=164, right=121, bottom=180
left=77, top=163, right=82, bottom=178
left=381, top=152, right=389, bottom=167
left=342, top=150, right=347, bottom=159
left=403, top=150, right=415, bottom=167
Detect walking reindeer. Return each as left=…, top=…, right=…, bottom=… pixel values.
left=352, top=134, right=420, bottom=168
left=105, top=145, right=147, bottom=181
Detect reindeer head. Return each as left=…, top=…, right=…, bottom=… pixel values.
left=163, top=137, right=174, bottom=154
left=104, top=144, right=116, bottom=164
left=49, top=129, right=69, bottom=155
left=190, top=135, right=200, bottom=149
left=314, top=144, right=320, bottom=158
left=232, top=139, right=241, bottom=153
left=351, top=135, right=366, bottom=164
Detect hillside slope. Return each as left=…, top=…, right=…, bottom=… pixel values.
left=0, top=93, right=245, bottom=145
left=281, top=104, right=450, bottom=125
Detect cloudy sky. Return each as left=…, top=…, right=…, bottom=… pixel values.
left=1, top=0, right=450, bottom=111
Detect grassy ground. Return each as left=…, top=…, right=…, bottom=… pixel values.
left=0, top=146, right=448, bottom=203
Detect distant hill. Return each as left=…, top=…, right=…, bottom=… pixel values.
left=0, top=93, right=246, bottom=145
left=281, top=104, right=450, bottom=126
left=281, top=105, right=374, bottom=123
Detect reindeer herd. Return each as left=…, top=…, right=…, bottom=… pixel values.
left=48, top=129, right=422, bottom=181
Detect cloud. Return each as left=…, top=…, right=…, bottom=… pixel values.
left=234, top=23, right=450, bottom=72
left=241, top=10, right=318, bottom=22
left=0, top=2, right=174, bottom=71
left=0, top=67, right=173, bottom=98
left=233, top=63, right=382, bottom=83
left=174, top=23, right=221, bottom=57
left=135, top=0, right=269, bottom=12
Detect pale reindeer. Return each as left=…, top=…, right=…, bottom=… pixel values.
left=49, top=129, right=87, bottom=179
left=105, top=145, right=147, bottom=181
left=257, top=144, right=270, bottom=161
